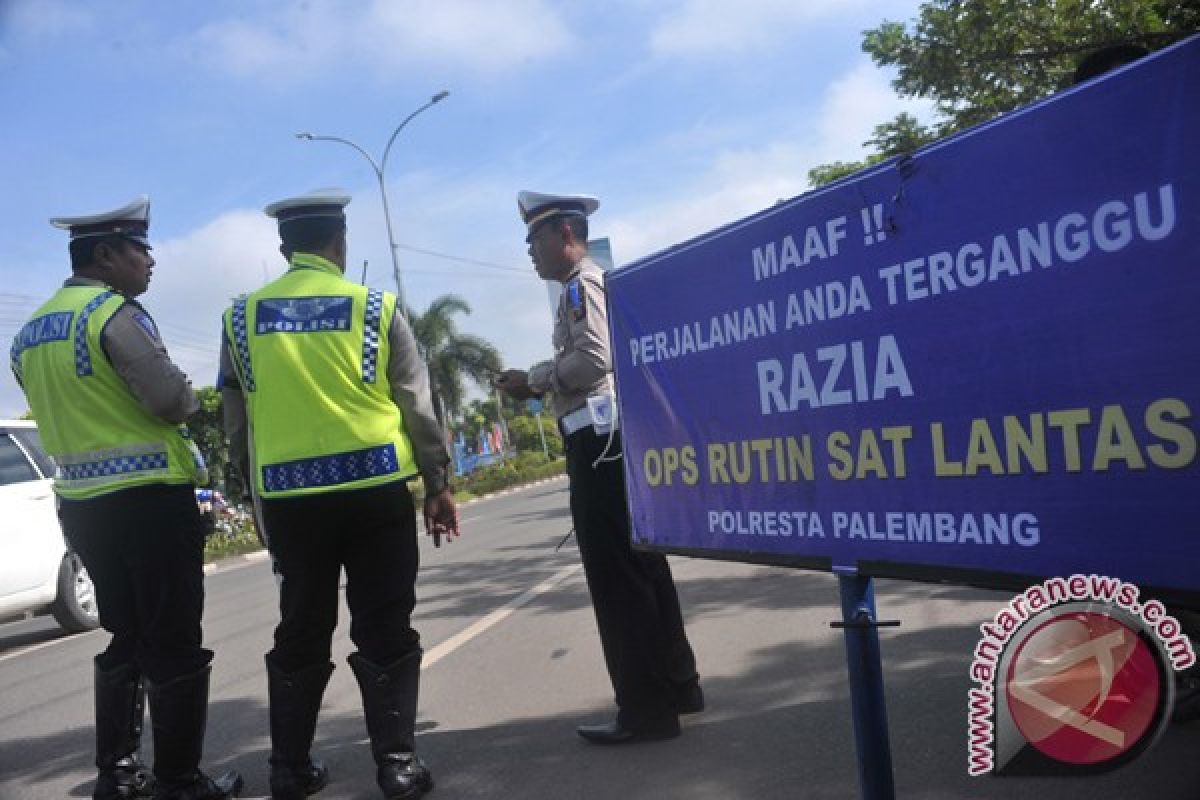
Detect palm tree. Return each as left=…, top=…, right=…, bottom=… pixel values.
left=406, top=294, right=501, bottom=424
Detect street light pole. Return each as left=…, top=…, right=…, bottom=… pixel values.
left=296, top=90, right=449, bottom=317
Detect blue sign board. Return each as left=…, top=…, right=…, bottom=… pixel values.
left=608, top=38, right=1200, bottom=603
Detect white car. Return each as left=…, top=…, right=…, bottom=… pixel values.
left=0, top=419, right=99, bottom=632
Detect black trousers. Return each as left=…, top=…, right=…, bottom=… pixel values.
left=565, top=427, right=699, bottom=728
left=59, top=483, right=210, bottom=683
left=260, top=480, right=421, bottom=673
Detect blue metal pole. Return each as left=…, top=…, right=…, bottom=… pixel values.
left=833, top=565, right=896, bottom=800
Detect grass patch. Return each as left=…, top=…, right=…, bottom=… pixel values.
left=203, top=515, right=263, bottom=563
left=415, top=452, right=566, bottom=505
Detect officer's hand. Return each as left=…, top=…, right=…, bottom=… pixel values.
left=423, top=489, right=459, bottom=548
left=493, top=369, right=534, bottom=401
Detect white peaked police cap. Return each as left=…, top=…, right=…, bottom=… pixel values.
left=50, top=195, right=152, bottom=248
left=517, top=190, right=599, bottom=239
left=264, top=188, right=352, bottom=223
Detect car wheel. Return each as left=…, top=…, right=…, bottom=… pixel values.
left=50, top=551, right=100, bottom=633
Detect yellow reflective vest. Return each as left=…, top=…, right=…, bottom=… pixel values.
left=222, top=253, right=418, bottom=498
left=10, top=285, right=206, bottom=499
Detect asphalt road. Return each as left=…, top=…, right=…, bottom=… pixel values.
left=1, top=477, right=1197, bottom=799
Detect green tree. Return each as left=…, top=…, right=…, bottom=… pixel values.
left=190, top=386, right=232, bottom=492
left=406, top=294, right=502, bottom=423
left=807, top=113, right=937, bottom=186
left=806, top=161, right=867, bottom=188
left=505, top=413, right=563, bottom=458
left=809, top=0, right=1198, bottom=186
left=863, top=112, right=936, bottom=157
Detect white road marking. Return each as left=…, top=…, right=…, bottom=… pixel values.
left=0, top=627, right=101, bottom=663
left=2, top=479, right=570, bottom=664
left=422, top=563, right=583, bottom=669
left=3, top=556, right=579, bottom=666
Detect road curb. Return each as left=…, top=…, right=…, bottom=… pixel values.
left=456, top=472, right=568, bottom=508
left=203, top=548, right=270, bottom=574
left=202, top=475, right=569, bottom=573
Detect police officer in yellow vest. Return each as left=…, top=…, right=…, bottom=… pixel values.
left=495, top=191, right=702, bottom=744
left=219, top=189, right=458, bottom=800
left=9, top=198, right=243, bottom=800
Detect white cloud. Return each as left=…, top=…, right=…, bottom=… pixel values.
left=190, top=19, right=304, bottom=77
left=190, top=0, right=573, bottom=83
left=649, top=0, right=873, bottom=57
left=364, top=0, right=572, bottom=72
left=143, top=210, right=283, bottom=386
left=603, top=60, right=931, bottom=262
left=0, top=212, right=283, bottom=415
left=0, top=192, right=550, bottom=416
left=149, top=176, right=554, bottom=393
left=2, top=0, right=92, bottom=39
left=810, top=59, right=926, bottom=164
left=0, top=206, right=547, bottom=416
left=372, top=172, right=561, bottom=376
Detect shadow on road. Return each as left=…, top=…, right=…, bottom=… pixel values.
left=4, top=609, right=1199, bottom=799
left=5, top=514, right=1199, bottom=799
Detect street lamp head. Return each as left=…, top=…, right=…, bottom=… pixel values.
left=294, top=93, right=447, bottom=317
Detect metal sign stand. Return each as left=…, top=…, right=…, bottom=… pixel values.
left=526, top=398, right=550, bottom=458
left=831, top=565, right=900, bottom=800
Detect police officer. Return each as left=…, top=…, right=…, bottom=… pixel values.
left=9, top=198, right=243, bottom=800
left=219, top=190, right=457, bottom=799
left=494, top=191, right=702, bottom=744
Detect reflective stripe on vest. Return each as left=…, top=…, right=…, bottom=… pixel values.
left=262, top=442, right=398, bottom=493
left=362, top=288, right=383, bottom=384
left=56, top=442, right=170, bottom=488
left=230, top=297, right=256, bottom=391
left=73, top=291, right=117, bottom=376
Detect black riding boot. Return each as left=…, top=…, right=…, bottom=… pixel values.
left=348, top=651, right=432, bottom=800
left=94, top=659, right=154, bottom=799
left=145, top=665, right=244, bottom=800
left=267, top=657, right=334, bottom=799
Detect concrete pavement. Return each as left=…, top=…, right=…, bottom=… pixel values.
left=1, top=477, right=1198, bottom=798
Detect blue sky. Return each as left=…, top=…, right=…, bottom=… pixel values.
left=0, top=0, right=930, bottom=416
